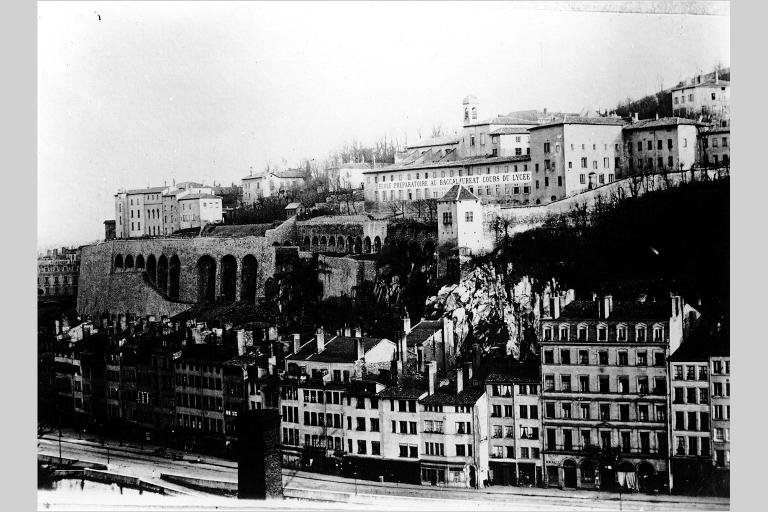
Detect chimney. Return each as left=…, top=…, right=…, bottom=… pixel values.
left=715, top=70, right=719, bottom=84
left=426, top=361, right=437, bottom=396
left=598, top=295, right=612, bottom=319
left=465, top=363, right=473, bottom=383
left=549, top=296, right=560, bottom=319
left=316, top=328, right=325, bottom=353
left=353, top=326, right=362, bottom=338
left=655, top=113, right=659, bottom=120
left=400, top=331, right=408, bottom=366
left=236, top=330, right=247, bottom=356
left=633, top=112, right=639, bottom=122
left=403, top=317, right=412, bottom=335
left=455, top=368, right=464, bottom=395
left=268, top=355, right=277, bottom=375
left=268, top=326, right=278, bottom=342
left=417, top=346, right=425, bottom=373
left=344, top=325, right=352, bottom=337
left=396, top=360, right=404, bottom=383
left=292, top=333, right=301, bottom=354
left=592, top=292, right=598, bottom=302
left=355, top=338, right=365, bottom=360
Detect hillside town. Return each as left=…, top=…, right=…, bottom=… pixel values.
left=38, top=61, right=731, bottom=506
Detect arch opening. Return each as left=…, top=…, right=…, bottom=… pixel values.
left=124, top=254, right=134, bottom=269
left=197, top=255, right=217, bottom=303
left=168, top=255, right=181, bottom=300
left=135, top=254, right=145, bottom=269
left=241, top=255, right=258, bottom=305
left=221, top=255, right=237, bottom=302
left=157, top=255, right=168, bottom=294
left=373, top=236, right=381, bottom=253
left=114, top=254, right=123, bottom=271
left=363, top=236, right=371, bottom=254
left=146, top=254, right=157, bottom=282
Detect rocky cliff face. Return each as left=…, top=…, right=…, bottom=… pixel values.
left=423, top=263, right=543, bottom=362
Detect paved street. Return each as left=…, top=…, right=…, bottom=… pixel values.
left=38, top=430, right=729, bottom=511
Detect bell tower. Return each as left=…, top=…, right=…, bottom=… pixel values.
left=462, top=94, right=479, bottom=126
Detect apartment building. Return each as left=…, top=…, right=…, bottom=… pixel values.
left=418, top=364, right=489, bottom=488
left=37, top=247, right=80, bottom=298
left=114, top=182, right=221, bottom=238
left=668, top=326, right=729, bottom=496
left=622, top=118, right=700, bottom=175
left=528, top=117, right=625, bottom=205
left=671, top=74, right=730, bottom=123
left=485, top=364, right=543, bottom=487
left=540, top=294, right=684, bottom=492
left=405, top=318, right=456, bottom=376
left=241, top=169, right=308, bottom=204
left=701, top=128, right=730, bottom=167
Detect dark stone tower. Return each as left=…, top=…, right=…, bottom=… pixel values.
left=237, top=409, right=283, bottom=500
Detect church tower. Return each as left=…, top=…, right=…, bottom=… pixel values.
left=462, top=95, right=479, bottom=126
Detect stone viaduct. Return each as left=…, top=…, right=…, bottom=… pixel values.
left=77, top=235, right=290, bottom=318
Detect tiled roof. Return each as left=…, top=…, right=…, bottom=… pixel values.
left=439, top=184, right=478, bottom=202
left=285, top=202, right=302, bottom=209
left=406, top=320, right=443, bottom=347
left=704, top=127, right=730, bottom=135
left=125, top=186, right=167, bottom=195
left=529, top=116, right=626, bottom=131
left=242, top=174, right=263, bottom=180
left=558, top=299, right=671, bottom=321
left=288, top=336, right=391, bottom=364
left=484, top=363, right=540, bottom=383
left=671, top=80, right=729, bottom=91
left=177, top=194, right=220, bottom=201
left=489, top=127, right=532, bottom=136
left=407, top=136, right=460, bottom=149
left=379, top=382, right=428, bottom=399
left=420, top=384, right=485, bottom=406
left=465, top=116, right=540, bottom=127
left=623, top=117, right=701, bottom=131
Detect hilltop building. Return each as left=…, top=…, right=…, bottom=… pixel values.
left=242, top=169, right=308, bottom=204
left=38, top=247, right=81, bottom=298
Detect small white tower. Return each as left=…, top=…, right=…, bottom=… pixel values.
left=462, top=95, right=479, bottom=126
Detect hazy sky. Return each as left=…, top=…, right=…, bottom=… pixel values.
left=38, top=1, right=729, bottom=248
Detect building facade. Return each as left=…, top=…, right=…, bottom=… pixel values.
left=38, top=247, right=81, bottom=297
left=701, top=128, right=730, bottom=167
left=671, top=75, right=730, bottom=124
left=539, top=294, right=684, bottom=492
left=622, top=118, right=700, bottom=175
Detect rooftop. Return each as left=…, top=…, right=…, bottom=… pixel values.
left=379, top=381, right=428, bottom=399
left=465, top=116, right=541, bottom=127
left=124, top=186, right=167, bottom=195
left=489, top=126, right=532, bottom=136
left=406, top=320, right=444, bottom=347
left=407, top=136, right=461, bottom=149
left=177, top=194, right=220, bottom=201
left=558, top=298, right=672, bottom=321
left=671, top=79, right=730, bottom=91
left=439, top=184, right=478, bottom=202
left=296, top=214, right=372, bottom=225
left=529, top=116, right=626, bottom=131
left=271, top=170, right=307, bottom=180
left=288, top=335, right=391, bottom=364
left=284, top=202, right=302, bottom=210
left=623, top=117, right=702, bottom=131
left=420, top=384, right=485, bottom=406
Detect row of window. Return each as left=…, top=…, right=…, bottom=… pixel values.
left=543, top=348, right=665, bottom=367
left=373, top=164, right=531, bottom=184
left=176, top=413, right=224, bottom=433
left=543, top=374, right=666, bottom=395
left=546, top=428, right=663, bottom=454
left=544, top=401, right=665, bottom=422
left=176, top=392, right=223, bottom=411
left=541, top=324, right=664, bottom=342
left=489, top=384, right=538, bottom=397
left=674, top=411, right=710, bottom=432
left=175, top=374, right=222, bottom=390
left=490, top=404, right=539, bottom=419
left=672, top=387, right=709, bottom=405
left=490, top=445, right=541, bottom=459
left=491, top=424, right=539, bottom=440
left=672, top=365, right=709, bottom=381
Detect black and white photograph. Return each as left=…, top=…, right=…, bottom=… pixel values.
left=35, top=1, right=732, bottom=510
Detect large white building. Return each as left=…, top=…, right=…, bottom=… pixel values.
left=671, top=74, right=730, bottom=124
left=114, top=182, right=222, bottom=238
left=242, top=169, right=308, bottom=204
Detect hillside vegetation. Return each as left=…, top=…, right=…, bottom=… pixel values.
left=485, top=177, right=729, bottom=319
